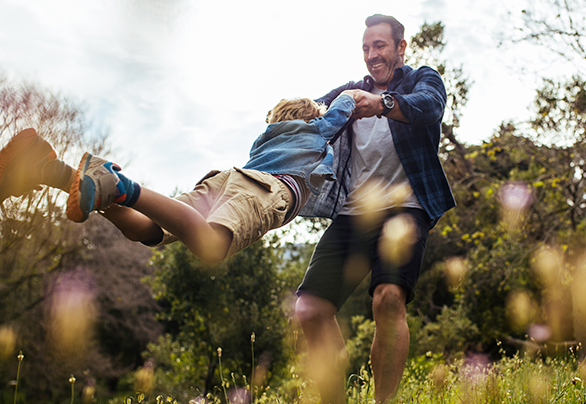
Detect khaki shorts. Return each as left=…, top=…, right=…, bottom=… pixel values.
left=158, top=167, right=290, bottom=259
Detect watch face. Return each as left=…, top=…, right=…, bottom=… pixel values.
left=383, top=94, right=394, bottom=108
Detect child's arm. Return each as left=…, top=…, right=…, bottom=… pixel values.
left=313, top=92, right=357, bottom=141
left=350, top=89, right=408, bottom=123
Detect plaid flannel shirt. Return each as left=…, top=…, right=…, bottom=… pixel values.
left=299, top=65, right=456, bottom=224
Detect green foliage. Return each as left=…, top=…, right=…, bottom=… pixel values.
left=144, top=236, right=307, bottom=400
left=532, top=75, right=586, bottom=144
left=0, top=74, right=160, bottom=404
left=345, top=316, right=374, bottom=374
left=414, top=304, right=480, bottom=357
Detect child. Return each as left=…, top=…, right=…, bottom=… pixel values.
left=0, top=91, right=356, bottom=263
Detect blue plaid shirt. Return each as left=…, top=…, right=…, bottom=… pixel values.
left=299, top=65, right=456, bottom=223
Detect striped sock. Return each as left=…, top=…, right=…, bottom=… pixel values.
left=115, top=172, right=141, bottom=207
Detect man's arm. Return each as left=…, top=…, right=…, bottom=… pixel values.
left=351, top=91, right=408, bottom=123
left=389, top=67, right=447, bottom=126
left=351, top=67, right=446, bottom=125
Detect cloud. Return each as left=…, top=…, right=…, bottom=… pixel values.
left=0, top=0, right=562, bottom=195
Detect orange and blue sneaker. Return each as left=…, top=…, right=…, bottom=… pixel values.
left=0, top=128, right=57, bottom=203
left=66, top=152, right=127, bottom=222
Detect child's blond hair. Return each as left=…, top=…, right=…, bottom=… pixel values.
left=266, top=98, right=327, bottom=124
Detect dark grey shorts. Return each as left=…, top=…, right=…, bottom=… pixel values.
left=296, top=208, right=431, bottom=309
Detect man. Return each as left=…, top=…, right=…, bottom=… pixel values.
left=295, top=14, right=455, bottom=403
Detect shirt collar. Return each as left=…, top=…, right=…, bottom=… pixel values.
left=363, top=65, right=411, bottom=93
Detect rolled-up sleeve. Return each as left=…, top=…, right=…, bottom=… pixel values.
left=390, top=66, right=447, bottom=127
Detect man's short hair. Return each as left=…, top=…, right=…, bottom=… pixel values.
left=365, top=14, right=404, bottom=48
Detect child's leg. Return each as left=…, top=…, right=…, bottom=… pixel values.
left=0, top=128, right=60, bottom=201
left=117, top=187, right=232, bottom=263
left=67, top=153, right=232, bottom=263
left=0, top=130, right=232, bottom=263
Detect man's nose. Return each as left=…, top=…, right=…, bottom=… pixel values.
left=367, top=49, right=378, bottom=61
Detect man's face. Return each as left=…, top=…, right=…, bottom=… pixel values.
left=362, top=23, right=405, bottom=89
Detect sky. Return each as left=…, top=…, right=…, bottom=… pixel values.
left=0, top=0, right=570, bottom=195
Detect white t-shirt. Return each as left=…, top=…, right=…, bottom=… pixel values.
left=339, top=87, right=422, bottom=216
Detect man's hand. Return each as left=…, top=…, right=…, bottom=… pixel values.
left=346, top=90, right=409, bottom=123
left=351, top=90, right=384, bottom=119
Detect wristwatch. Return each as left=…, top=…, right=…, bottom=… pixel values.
left=377, top=92, right=395, bottom=118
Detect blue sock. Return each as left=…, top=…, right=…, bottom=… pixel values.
left=115, top=172, right=141, bottom=207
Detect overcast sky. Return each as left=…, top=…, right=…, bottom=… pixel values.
left=0, top=0, right=569, bottom=195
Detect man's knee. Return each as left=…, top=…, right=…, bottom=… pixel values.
left=295, top=293, right=337, bottom=325
left=372, top=284, right=408, bottom=321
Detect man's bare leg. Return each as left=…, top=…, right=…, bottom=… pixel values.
left=370, top=283, right=409, bottom=403
left=295, top=294, right=347, bottom=404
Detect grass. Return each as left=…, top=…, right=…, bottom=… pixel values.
left=8, top=343, right=586, bottom=403
left=116, top=348, right=586, bottom=404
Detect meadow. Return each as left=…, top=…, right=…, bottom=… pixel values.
left=6, top=341, right=586, bottom=404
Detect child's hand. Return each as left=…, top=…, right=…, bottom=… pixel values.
left=340, top=89, right=358, bottom=99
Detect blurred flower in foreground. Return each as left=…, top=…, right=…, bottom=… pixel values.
left=47, top=270, right=97, bottom=363
left=532, top=245, right=563, bottom=286
left=444, top=256, right=467, bottom=288
left=352, top=182, right=413, bottom=229
left=506, top=290, right=537, bottom=333
left=571, top=253, right=586, bottom=347
left=379, top=213, right=417, bottom=267
left=82, top=381, right=96, bottom=404
left=528, top=372, right=548, bottom=402
left=134, top=360, right=154, bottom=394
left=430, top=364, right=448, bottom=392
left=531, top=245, right=568, bottom=340
left=499, top=181, right=533, bottom=230
left=0, top=325, right=16, bottom=361
left=229, top=387, right=250, bottom=404
left=528, top=324, right=552, bottom=344
left=460, top=353, right=490, bottom=389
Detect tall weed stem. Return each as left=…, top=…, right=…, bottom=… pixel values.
left=13, top=351, right=24, bottom=404
left=69, top=375, right=76, bottom=404
left=251, top=332, right=256, bottom=403
left=217, top=348, right=229, bottom=403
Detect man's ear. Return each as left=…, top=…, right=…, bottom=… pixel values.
left=397, top=38, right=407, bottom=56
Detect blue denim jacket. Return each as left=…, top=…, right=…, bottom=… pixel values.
left=243, top=94, right=355, bottom=195
left=299, top=65, right=456, bottom=223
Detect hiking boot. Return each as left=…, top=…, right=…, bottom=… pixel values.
left=0, top=128, right=58, bottom=203
left=66, top=152, right=127, bottom=222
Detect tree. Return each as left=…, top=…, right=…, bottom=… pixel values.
left=512, top=0, right=586, bottom=74
left=144, top=234, right=306, bottom=401
left=412, top=116, right=586, bottom=354
left=0, top=73, right=162, bottom=403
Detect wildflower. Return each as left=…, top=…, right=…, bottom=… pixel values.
left=0, top=326, right=16, bottom=360
left=82, top=385, right=95, bottom=404
left=379, top=214, right=417, bottom=266
left=217, top=347, right=222, bottom=358
left=134, top=363, right=154, bottom=394
left=17, top=351, right=24, bottom=361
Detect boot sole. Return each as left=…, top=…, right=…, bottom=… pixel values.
left=0, top=129, right=57, bottom=203
left=66, top=152, right=92, bottom=222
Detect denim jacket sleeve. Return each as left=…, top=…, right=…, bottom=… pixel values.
left=311, top=94, right=355, bottom=141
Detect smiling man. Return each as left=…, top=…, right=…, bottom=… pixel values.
left=295, top=14, right=455, bottom=403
